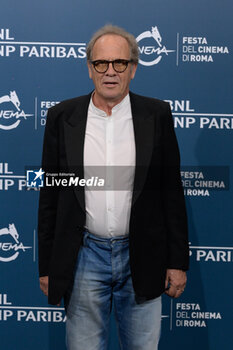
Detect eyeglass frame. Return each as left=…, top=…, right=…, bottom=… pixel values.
left=90, top=59, right=134, bottom=73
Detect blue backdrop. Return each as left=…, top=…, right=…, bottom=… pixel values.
left=0, top=1, right=232, bottom=349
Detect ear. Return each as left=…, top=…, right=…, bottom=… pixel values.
left=87, top=62, right=93, bottom=79
left=130, top=63, right=137, bottom=80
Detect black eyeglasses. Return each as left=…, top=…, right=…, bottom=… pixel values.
left=91, top=59, right=133, bottom=73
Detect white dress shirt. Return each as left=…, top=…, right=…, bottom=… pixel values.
left=84, top=93, right=135, bottom=237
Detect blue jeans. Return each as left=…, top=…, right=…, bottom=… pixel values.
left=65, top=231, right=161, bottom=350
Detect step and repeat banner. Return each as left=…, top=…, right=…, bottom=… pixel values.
left=0, top=1, right=232, bottom=349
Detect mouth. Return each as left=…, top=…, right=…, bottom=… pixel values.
left=103, top=82, right=118, bottom=87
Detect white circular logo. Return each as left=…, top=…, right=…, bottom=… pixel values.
left=136, top=26, right=175, bottom=66
left=0, top=91, right=33, bottom=130
left=0, top=224, right=31, bottom=262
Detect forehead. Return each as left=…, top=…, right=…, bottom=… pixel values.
left=92, top=34, right=130, bottom=59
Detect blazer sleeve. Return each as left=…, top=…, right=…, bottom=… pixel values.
left=38, top=108, right=59, bottom=277
left=161, top=103, right=189, bottom=271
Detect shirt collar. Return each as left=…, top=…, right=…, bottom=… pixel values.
left=89, top=93, right=130, bottom=118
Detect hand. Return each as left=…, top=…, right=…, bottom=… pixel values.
left=39, top=276, right=61, bottom=306
left=165, top=269, right=187, bottom=298
left=39, top=276, right=49, bottom=296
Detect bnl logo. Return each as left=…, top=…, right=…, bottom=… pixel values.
left=26, top=168, right=44, bottom=188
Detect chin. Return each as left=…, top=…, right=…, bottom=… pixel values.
left=103, top=92, right=120, bottom=101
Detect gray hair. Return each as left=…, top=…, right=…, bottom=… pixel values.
left=86, top=24, right=139, bottom=63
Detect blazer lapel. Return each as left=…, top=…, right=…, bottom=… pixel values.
left=63, top=93, right=92, bottom=212
left=130, top=92, right=155, bottom=206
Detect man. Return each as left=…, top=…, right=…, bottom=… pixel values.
left=38, top=25, right=189, bottom=350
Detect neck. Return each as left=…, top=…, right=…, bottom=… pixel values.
left=92, top=91, right=128, bottom=116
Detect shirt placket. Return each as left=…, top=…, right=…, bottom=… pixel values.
left=105, top=114, right=115, bottom=236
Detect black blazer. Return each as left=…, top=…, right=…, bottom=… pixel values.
left=38, top=91, right=189, bottom=305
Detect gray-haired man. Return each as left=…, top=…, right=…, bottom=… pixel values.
left=38, top=24, right=189, bottom=350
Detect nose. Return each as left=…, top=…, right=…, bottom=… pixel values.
left=105, top=62, right=116, bottom=75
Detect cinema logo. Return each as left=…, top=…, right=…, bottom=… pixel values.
left=0, top=28, right=86, bottom=59
left=0, top=224, right=31, bottom=262
left=136, top=26, right=175, bottom=66
left=0, top=91, right=33, bottom=130
left=189, top=243, right=233, bottom=263
left=0, top=163, right=28, bottom=191
left=165, top=99, right=233, bottom=130
left=175, top=302, right=222, bottom=328
left=180, top=166, right=229, bottom=197
left=181, top=36, right=229, bottom=63
left=0, top=293, right=66, bottom=322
